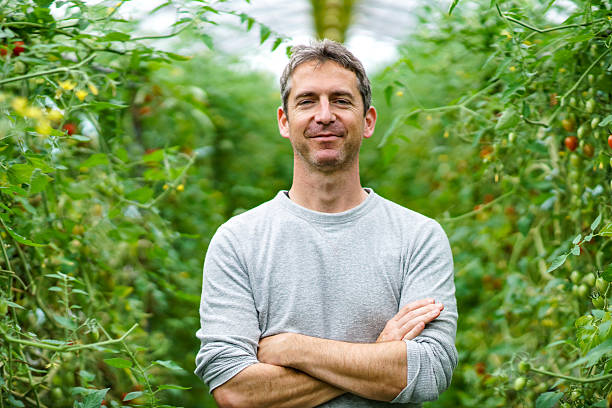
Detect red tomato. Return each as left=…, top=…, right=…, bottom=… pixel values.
left=12, top=41, right=25, bottom=57
left=62, top=123, right=77, bottom=135
left=608, top=134, right=612, bottom=149
left=564, top=136, right=578, bottom=151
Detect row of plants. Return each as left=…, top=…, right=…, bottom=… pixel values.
left=369, top=1, right=611, bottom=407
left=0, top=1, right=288, bottom=407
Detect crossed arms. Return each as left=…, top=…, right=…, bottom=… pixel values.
left=212, top=299, right=445, bottom=408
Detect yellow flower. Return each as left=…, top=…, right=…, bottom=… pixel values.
left=177, top=184, right=185, bottom=192
left=426, top=115, right=432, bottom=121
left=55, top=88, right=63, bottom=99
left=443, top=131, right=449, bottom=138
left=47, top=109, right=63, bottom=122
left=24, top=106, right=43, bottom=119
left=522, top=40, right=532, bottom=46
left=35, top=119, right=52, bottom=136
left=11, top=97, right=27, bottom=115
left=76, top=89, right=88, bottom=101
left=163, top=184, right=169, bottom=190
left=87, top=82, right=99, bottom=96
left=59, top=80, right=77, bottom=91
left=559, top=67, right=566, bottom=73
left=509, top=66, right=516, bottom=72
left=396, top=91, right=404, bottom=97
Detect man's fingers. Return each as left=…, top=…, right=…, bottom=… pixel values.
left=393, top=298, right=435, bottom=320
left=396, top=303, right=444, bottom=327
left=402, top=322, right=425, bottom=341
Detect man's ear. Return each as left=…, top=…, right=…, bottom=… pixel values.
left=278, top=106, right=290, bottom=139
left=363, top=106, right=377, bottom=139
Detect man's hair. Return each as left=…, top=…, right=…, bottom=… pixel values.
left=280, top=39, right=372, bottom=116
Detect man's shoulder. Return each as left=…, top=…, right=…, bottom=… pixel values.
left=216, top=192, right=283, bottom=235
left=375, top=193, right=440, bottom=230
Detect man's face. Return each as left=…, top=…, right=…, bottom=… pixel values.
left=278, top=60, right=376, bottom=172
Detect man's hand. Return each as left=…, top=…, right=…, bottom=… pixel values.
left=258, top=332, right=296, bottom=366
left=377, top=298, right=444, bottom=342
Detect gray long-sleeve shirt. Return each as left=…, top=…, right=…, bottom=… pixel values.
left=195, top=189, right=458, bottom=406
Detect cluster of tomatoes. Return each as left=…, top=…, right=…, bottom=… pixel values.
left=0, top=40, right=26, bottom=57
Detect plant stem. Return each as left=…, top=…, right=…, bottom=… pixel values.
left=0, top=324, right=138, bottom=352
left=530, top=367, right=612, bottom=383
left=439, top=189, right=515, bottom=223
left=0, top=54, right=96, bottom=86
left=502, top=15, right=606, bottom=34
left=561, top=48, right=611, bottom=103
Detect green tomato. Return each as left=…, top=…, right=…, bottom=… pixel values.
left=596, top=277, right=608, bottom=293
left=577, top=124, right=588, bottom=138
left=518, top=361, right=530, bottom=374
left=577, top=284, right=588, bottom=297
left=592, top=295, right=605, bottom=309
left=582, top=272, right=595, bottom=286
left=513, top=376, right=527, bottom=391
left=586, top=98, right=596, bottom=114
left=591, top=116, right=600, bottom=129
left=570, top=271, right=580, bottom=284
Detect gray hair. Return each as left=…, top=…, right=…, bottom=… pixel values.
left=280, top=39, right=372, bottom=116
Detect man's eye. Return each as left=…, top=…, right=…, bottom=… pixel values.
left=335, top=99, right=351, bottom=105
left=297, top=100, right=313, bottom=106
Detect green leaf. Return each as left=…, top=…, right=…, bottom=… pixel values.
left=591, top=214, right=602, bottom=231
left=602, top=264, right=612, bottom=282
left=54, top=315, right=77, bottom=330
left=165, top=52, right=191, bottom=61
left=384, top=85, right=393, bottom=107
left=2, top=222, right=46, bottom=247
left=547, top=254, right=568, bottom=273
left=495, top=107, right=520, bottom=131
left=29, top=169, right=50, bottom=195
left=143, top=149, right=164, bottom=163
left=449, top=0, right=460, bottom=15
left=123, top=391, right=144, bottom=401
left=153, top=360, right=186, bottom=372
left=8, top=163, right=34, bottom=184
left=570, top=245, right=580, bottom=256
left=80, top=388, right=109, bottom=408
left=259, top=25, right=271, bottom=44
left=271, top=37, right=282, bottom=51
left=156, top=384, right=191, bottom=391
left=535, top=392, right=563, bottom=408
left=98, top=31, right=130, bottom=42
left=572, top=233, right=581, bottom=244
left=28, top=156, right=54, bottom=172
left=202, top=33, right=214, bottom=50
left=5, top=301, right=25, bottom=310
left=517, top=214, right=533, bottom=236
left=598, top=115, right=612, bottom=127
left=81, top=153, right=109, bottom=168
left=568, top=338, right=612, bottom=368
left=104, top=358, right=133, bottom=369
left=126, top=187, right=154, bottom=203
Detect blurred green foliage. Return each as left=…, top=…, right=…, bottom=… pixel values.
left=1, top=0, right=611, bottom=407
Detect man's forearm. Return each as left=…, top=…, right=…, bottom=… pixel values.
left=212, top=362, right=345, bottom=408
left=259, top=334, right=407, bottom=401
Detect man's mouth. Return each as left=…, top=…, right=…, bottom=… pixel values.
left=309, top=133, right=342, bottom=139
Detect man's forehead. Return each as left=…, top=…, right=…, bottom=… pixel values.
left=288, top=60, right=358, bottom=94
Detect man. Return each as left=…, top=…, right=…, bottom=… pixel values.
left=195, top=39, right=457, bottom=407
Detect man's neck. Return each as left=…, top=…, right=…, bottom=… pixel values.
left=287, top=159, right=368, bottom=213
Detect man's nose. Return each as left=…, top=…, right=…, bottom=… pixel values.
left=314, top=99, right=335, bottom=124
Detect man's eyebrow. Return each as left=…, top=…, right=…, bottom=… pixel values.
left=293, top=90, right=356, bottom=99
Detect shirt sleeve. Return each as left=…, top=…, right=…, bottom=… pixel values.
left=194, top=224, right=261, bottom=392
left=391, top=219, right=458, bottom=403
